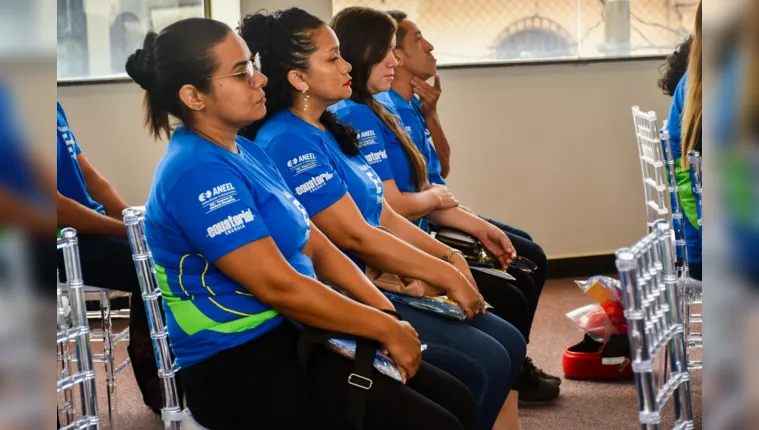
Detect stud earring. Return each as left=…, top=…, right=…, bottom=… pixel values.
left=194, top=104, right=201, bottom=110
left=302, top=89, right=310, bottom=112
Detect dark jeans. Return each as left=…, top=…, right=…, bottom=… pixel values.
left=394, top=302, right=525, bottom=430
left=471, top=270, right=536, bottom=344
left=55, top=234, right=170, bottom=413
left=182, top=321, right=477, bottom=430
left=478, top=217, right=548, bottom=344
left=690, top=262, right=702, bottom=281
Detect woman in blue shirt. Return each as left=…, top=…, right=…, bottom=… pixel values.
left=376, top=10, right=558, bottom=403
left=238, top=8, right=526, bottom=430
left=329, top=6, right=560, bottom=408
left=666, top=2, right=702, bottom=280
left=125, top=17, right=476, bottom=430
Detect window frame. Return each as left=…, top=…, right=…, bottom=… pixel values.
left=56, top=0, right=212, bottom=85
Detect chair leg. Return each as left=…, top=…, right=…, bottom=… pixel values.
left=58, top=342, right=75, bottom=425
left=100, top=290, right=119, bottom=430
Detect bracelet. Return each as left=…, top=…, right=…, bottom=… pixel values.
left=381, top=309, right=403, bottom=321
left=442, top=248, right=464, bottom=263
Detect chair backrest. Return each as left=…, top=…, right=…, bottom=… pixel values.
left=615, top=220, right=694, bottom=429
left=57, top=228, right=100, bottom=429
left=631, top=107, right=670, bottom=230
left=122, top=207, right=184, bottom=429
left=632, top=107, right=690, bottom=278
left=687, top=150, right=703, bottom=229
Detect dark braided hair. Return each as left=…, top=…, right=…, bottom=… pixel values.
left=237, top=8, right=360, bottom=156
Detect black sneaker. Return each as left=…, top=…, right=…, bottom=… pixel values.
left=524, top=356, right=562, bottom=386
left=515, top=362, right=560, bottom=405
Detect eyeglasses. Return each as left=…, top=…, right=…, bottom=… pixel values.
left=208, top=53, right=261, bottom=87
left=510, top=256, right=538, bottom=274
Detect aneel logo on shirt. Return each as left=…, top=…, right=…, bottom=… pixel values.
left=357, top=130, right=378, bottom=148
left=364, top=150, right=388, bottom=165
left=287, top=153, right=317, bottom=168
left=287, top=153, right=320, bottom=175
left=198, top=182, right=236, bottom=202
left=206, top=208, right=256, bottom=238
left=294, top=172, right=334, bottom=196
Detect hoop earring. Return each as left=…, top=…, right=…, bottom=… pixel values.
left=302, top=89, right=310, bottom=112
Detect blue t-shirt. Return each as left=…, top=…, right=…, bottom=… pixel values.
left=329, top=99, right=429, bottom=230
left=57, top=102, right=105, bottom=215
left=0, top=86, right=38, bottom=200
left=667, top=74, right=701, bottom=264
left=145, top=126, right=315, bottom=368
left=376, top=89, right=445, bottom=185
left=254, top=110, right=385, bottom=270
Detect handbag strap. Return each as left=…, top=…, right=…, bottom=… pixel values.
left=297, top=327, right=379, bottom=430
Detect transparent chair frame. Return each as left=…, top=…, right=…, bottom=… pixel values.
left=57, top=228, right=100, bottom=430
left=615, top=220, right=695, bottom=429
left=631, top=107, right=702, bottom=371
left=123, top=207, right=206, bottom=430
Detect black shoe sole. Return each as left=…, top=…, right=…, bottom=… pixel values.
left=518, top=398, right=559, bottom=407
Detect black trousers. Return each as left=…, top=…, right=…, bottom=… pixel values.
left=182, top=321, right=477, bottom=430
left=477, top=218, right=548, bottom=345
left=55, top=234, right=170, bottom=413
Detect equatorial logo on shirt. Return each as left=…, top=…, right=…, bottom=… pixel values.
left=294, top=172, right=334, bottom=195
left=206, top=208, right=256, bottom=238
left=364, top=150, right=388, bottom=164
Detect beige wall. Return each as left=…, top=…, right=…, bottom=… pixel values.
left=57, top=58, right=669, bottom=258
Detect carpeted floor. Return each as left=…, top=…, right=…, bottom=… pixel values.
left=62, top=278, right=702, bottom=429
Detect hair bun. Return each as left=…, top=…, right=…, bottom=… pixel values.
left=125, top=31, right=158, bottom=91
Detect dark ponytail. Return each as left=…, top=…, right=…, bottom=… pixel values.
left=237, top=8, right=361, bottom=156
left=125, top=18, right=231, bottom=141
left=331, top=7, right=427, bottom=190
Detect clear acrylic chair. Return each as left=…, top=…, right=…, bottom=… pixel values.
left=123, top=207, right=208, bottom=430
left=631, top=106, right=702, bottom=371
left=57, top=228, right=100, bottom=429
left=687, top=151, right=703, bottom=229
left=81, top=286, right=132, bottom=429
left=615, top=220, right=695, bottom=429
left=631, top=107, right=671, bottom=231
left=57, top=280, right=132, bottom=428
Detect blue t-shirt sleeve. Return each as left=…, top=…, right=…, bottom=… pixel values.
left=165, top=163, right=271, bottom=263
left=265, top=133, right=348, bottom=217
left=352, top=113, right=396, bottom=181
left=667, top=75, right=686, bottom=159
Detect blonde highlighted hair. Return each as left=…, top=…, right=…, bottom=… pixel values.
left=681, top=1, right=702, bottom=167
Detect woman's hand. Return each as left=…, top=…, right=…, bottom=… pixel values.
left=444, top=269, right=485, bottom=321
left=381, top=320, right=422, bottom=382
left=477, top=224, right=516, bottom=268
left=449, top=252, right=477, bottom=290
left=429, top=183, right=459, bottom=210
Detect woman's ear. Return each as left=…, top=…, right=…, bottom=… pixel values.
left=178, top=84, right=205, bottom=111
left=287, top=70, right=309, bottom=92
left=393, top=49, right=405, bottom=67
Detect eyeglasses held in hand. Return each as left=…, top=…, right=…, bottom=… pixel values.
left=510, top=256, right=538, bottom=274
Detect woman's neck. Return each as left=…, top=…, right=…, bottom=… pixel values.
left=190, top=121, right=239, bottom=153
left=290, top=97, right=328, bottom=131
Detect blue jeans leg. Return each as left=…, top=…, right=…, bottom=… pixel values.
left=394, top=303, right=526, bottom=430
